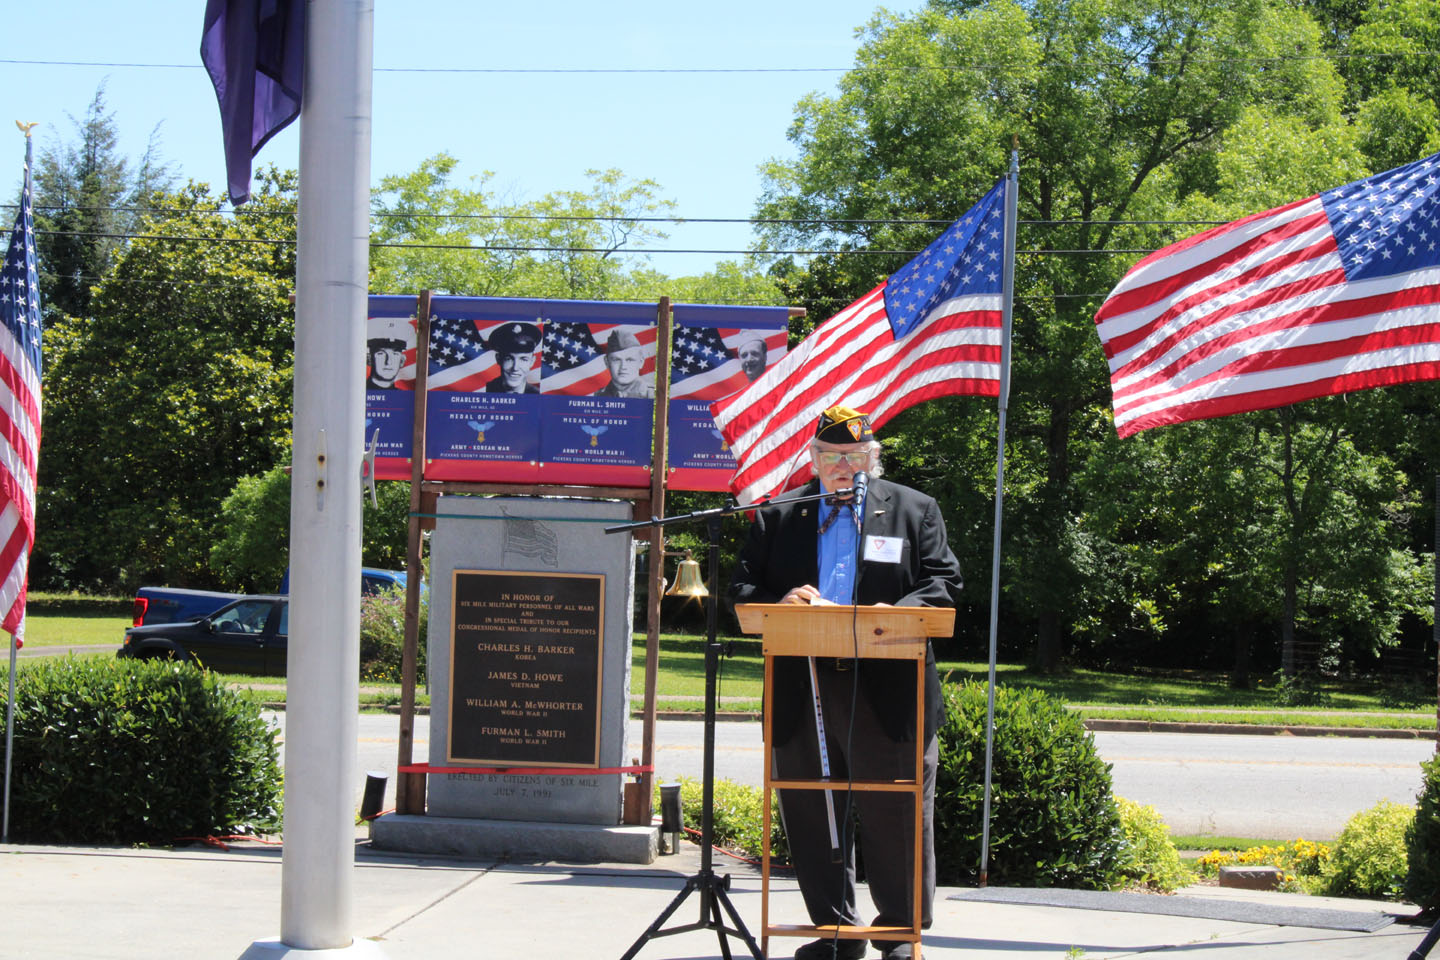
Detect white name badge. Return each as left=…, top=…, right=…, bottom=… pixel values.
left=864, top=535, right=903, bottom=564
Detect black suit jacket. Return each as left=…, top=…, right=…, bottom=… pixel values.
left=727, top=477, right=962, bottom=743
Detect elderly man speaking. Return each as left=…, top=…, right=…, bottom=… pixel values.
left=728, top=405, right=962, bottom=960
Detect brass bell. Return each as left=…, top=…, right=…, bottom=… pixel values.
left=664, top=555, right=709, bottom=598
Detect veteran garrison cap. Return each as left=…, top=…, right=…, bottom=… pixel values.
left=605, top=328, right=643, bottom=353
left=814, top=405, right=874, bottom=444
left=487, top=321, right=542, bottom=354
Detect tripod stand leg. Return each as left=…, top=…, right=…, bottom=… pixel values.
left=712, top=892, right=735, bottom=960
left=619, top=876, right=700, bottom=960
left=1409, top=913, right=1440, bottom=960
left=713, top=881, right=765, bottom=960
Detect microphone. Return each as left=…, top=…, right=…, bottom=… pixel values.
left=851, top=470, right=869, bottom=503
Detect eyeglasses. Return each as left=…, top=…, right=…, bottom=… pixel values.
left=815, top=451, right=871, bottom=468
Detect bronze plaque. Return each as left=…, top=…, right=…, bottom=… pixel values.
left=447, top=569, right=604, bottom=767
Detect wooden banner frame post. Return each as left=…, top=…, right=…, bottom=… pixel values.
left=393, top=293, right=674, bottom=821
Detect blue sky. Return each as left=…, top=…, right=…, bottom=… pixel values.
left=4, top=0, right=903, bottom=277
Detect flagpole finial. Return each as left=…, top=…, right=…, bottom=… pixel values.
left=14, top=122, right=36, bottom=138
left=1011, top=133, right=1019, bottom=151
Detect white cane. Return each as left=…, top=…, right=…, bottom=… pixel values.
left=806, top=656, right=843, bottom=862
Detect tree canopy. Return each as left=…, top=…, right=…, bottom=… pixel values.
left=757, top=0, right=1435, bottom=674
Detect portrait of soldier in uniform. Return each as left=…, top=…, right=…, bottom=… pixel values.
left=366, top=317, right=410, bottom=390
left=595, top=328, right=654, bottom=398
left=485, top=321, right=542, bottom=394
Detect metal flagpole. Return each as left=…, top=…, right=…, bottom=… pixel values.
left=239, top=0, right=384, bottom=956
left=2, top=618, right=13, bottom=843
left=978, top=141, right=1020, bottom=887
left=2, top=127, right=33, bottom=845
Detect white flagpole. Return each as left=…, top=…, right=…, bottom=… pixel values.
left=2, top=620, right=14, bottom=843
left=240, top=0, right=383, bottom=957
left=978, top=142, right=1019, bottom=887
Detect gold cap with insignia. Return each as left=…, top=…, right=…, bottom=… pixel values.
left=815, top=405, right=873, bottom=444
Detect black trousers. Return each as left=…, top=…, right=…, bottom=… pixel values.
left=772, top=659, right=937, bottom=948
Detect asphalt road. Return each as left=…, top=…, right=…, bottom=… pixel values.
left=279, top=712, right=1435, bottom=841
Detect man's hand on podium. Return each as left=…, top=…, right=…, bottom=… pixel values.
left=780, top=585, right=820, bottom=604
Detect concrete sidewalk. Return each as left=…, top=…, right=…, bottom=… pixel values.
left=0, top=836, right=1432, bottom=960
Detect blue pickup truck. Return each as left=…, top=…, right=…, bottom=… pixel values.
left=119, top=595, right=290, bottom=675
left=130, top=568, right=409, bottom=626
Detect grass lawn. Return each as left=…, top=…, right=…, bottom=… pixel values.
left=31, top=625, right=1430, bottom=732
left=17, top=611, right=129, bottom=649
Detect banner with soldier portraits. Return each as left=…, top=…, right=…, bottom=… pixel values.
left=666, top=304, right=790, bottom=491
left=364, top=295, right=420, bottom=481
left=364, top=294, right=790, bottom=489
left=424, top=297, right=657, bottom=486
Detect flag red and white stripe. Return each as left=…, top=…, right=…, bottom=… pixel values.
left=1095, top=151, right=1440, bottom=437
left=712, top=178, right=1011, bottom=504
left=0, top=145, right=43, bottom=643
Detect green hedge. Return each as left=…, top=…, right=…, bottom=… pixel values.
left=2, top=657, right=282, bottom=843
left=26, top=592, right=132, bottom=616
left=1322, top=799, right=1413, bottom=900
left=659, top=775, right=790, bottom=863
left=1116, top=797, right=1193, bottom=892
left=359, top=584, right=428, bottom=683
left=1406, top=756, right=1440, bottom=913
left=935, top=681, right=1124, bottom=889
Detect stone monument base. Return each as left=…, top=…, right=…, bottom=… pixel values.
left=369, top=813, right=658, bottom=864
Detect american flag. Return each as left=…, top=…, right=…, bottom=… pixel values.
left=503, top=515, right=557, bottom=567
left=0, top=146, right=42, bottom=643
left=428, top=315, right=501, bottom=392
left=712, top=178, right=1009, bottom=503
left=541, top=320, right=655, bottom=395
left=671, top=326, right=788, bottom=402
left=1096, top=151, right=1440, bottom=437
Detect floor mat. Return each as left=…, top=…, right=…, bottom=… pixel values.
left=946, top=887, right=1396, bottom=932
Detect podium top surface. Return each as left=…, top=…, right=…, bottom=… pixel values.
left=734, top=603, right=955, bottom=659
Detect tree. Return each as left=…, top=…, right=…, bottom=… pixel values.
left=31, top=83, right=173, bottom=322
left=34, top=171, right=296, bottom=591
left=211, top=464, right=411, bottom=591
left=369, top=155, right=676, bottom=300
left=755, top=0, right=1373, bottom=670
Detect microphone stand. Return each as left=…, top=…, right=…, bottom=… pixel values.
left=607, top=484, right=846, bottom=960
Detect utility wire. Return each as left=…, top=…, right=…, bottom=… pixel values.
left=4, top=201, right=1231, bottom=228
left=4, top=50, right=1438, bottom=71
left=38, top=269, right=1109, bottom=303
left=31, top=227, right=1159, bottom=256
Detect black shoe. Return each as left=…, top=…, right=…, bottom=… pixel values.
left=794, top=937, right=867, bottom=960
left=875, top=943, right=912, bottom=960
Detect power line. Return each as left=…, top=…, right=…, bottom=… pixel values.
left=32, top=226, right=1161, bottom=257
left=4, top=49, right=1438, bottom=72
left=6, top=201, right=1231, bottom=228
left=39, top=269, right=1111, bottom=303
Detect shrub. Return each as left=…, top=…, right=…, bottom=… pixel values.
left=1322, top=799, right=1414, bottom=900
left=360, top=583, right=428, bottom=682
left=1270, top=669, right=1333, bottom=707
left=1115, top=797, right=1194, bottom=892
left=1405, top=756, right=1440, bottom=914
left=935, top=681, right=1125, bottom=889
left=1, top=656, right=282, bottom=844
left=660, top=776, right=789, bottom=863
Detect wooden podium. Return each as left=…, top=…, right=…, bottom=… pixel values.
left=734, top=603, right=955, bottom=960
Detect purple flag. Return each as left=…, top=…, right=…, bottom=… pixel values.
left=200, top=0, right=305, bottom=205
